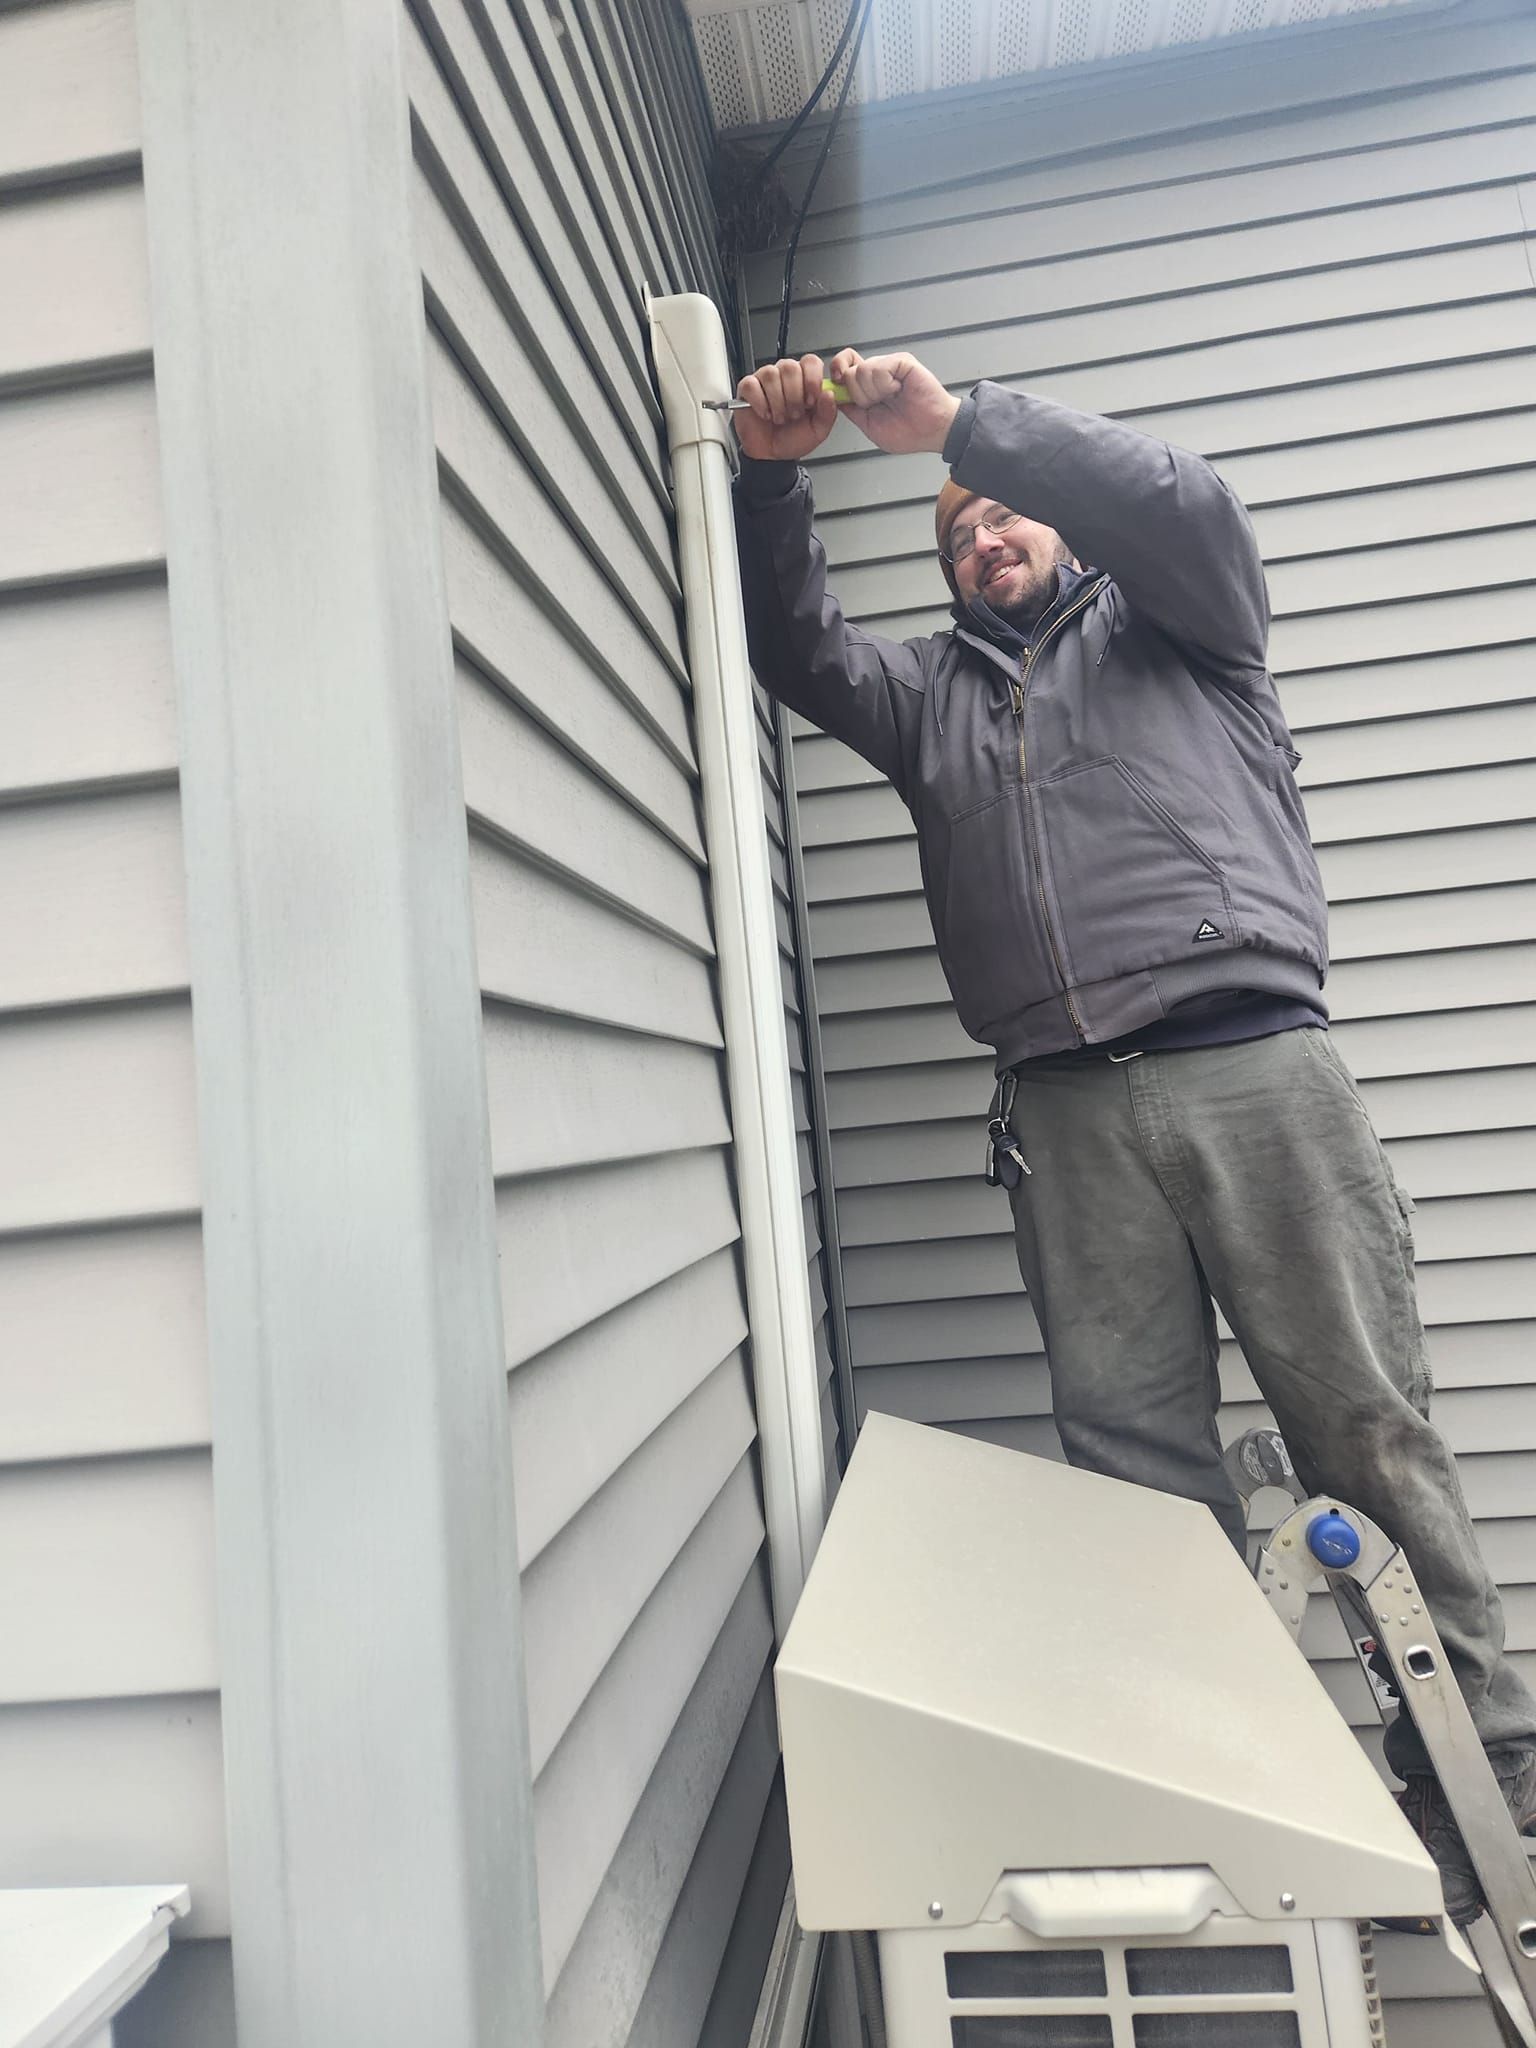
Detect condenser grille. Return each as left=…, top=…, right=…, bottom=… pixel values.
left=948, top=1950, right=1109, bottom=1998
left=927, top=1929, right=1320, bottom=2048
left=1133, top=2017, right=1301, bottom=2046
left=953, top=2020, right=1114, bottom=2046
left=1125, top=1945, right=1294, bottom=1996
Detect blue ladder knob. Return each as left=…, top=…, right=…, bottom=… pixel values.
left=1307, top=1511, right=1362, bottom=1569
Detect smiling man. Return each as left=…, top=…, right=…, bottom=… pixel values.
left=731, top=346, right=1536, bottom=1929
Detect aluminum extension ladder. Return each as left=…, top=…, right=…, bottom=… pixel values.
left=1226, top=1427, right=1536, bottom=2047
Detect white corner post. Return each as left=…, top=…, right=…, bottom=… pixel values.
left=136, top=6, right=543, bottom=2045
left=648, top=292, right=828, bottom=1641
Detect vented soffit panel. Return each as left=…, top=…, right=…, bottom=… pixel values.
left=686, top=0, right=1458, bottom=132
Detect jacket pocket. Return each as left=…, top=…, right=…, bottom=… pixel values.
left=933, top=789, right=1050, bottom=1033
left=1037, top=756, right=1237, bottom=987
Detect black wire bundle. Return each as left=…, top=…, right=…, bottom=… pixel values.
left=774, top=0, right=878, bottom=359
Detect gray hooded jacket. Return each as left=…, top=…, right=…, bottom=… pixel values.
left=733, top=381, right=1329, bottom=1070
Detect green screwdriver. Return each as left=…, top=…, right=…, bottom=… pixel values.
left=707, top=379, right=853, bottom=412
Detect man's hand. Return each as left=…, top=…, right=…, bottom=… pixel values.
left=734, top=355, right=839, bottom=464
left=828, top=348, right=959, bottom=456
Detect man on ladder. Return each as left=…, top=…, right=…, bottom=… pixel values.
left=730, top=346, right=1536, bottom=1934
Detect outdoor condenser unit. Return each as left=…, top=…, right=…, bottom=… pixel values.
left=777, top=1413, right=1453, bottom=2047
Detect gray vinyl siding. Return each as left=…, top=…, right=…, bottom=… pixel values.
left=0, top=0, right=234, bottom=2035
left=2, top=5, right=800, bottom=2045
left=405, top=2, right=796, bottom=2040
left=750, top=3, right=1535, bottom=2036
left=760, top=678, right=851, bottom=1507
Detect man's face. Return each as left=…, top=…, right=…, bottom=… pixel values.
left=949, top=500, right=1074, bottom=623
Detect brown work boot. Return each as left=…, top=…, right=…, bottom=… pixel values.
left=1378, top=1748, right=1536, bottom=1932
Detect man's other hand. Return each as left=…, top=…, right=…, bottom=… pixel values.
left=734, top=355, right=839, bottom=463
left=829, top=348, right=960, bottom=456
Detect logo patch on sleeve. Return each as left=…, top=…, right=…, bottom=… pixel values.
left=1193, top=920, right=1223, bottom=942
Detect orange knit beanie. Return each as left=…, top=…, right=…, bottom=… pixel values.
left=935, top=479, right=978, bottom=596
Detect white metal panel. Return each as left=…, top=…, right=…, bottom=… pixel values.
left=779, top=1415, right=1441, bottom=1929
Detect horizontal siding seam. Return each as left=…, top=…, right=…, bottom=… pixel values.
left=436, top=464, right=696, bottom=758
left=411, top=148, right=674, bottom=542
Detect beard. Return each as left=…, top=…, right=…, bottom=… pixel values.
left=974, top=536, right=1073, bottom=626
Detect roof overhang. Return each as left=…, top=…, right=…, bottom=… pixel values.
left=686, top=0, right=1456, bottom=131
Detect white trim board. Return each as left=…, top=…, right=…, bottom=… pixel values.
left=135, top=4, right=543, bottom=2041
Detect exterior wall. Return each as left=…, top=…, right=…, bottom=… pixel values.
left=750, top=4, right=1536, bottom=2040
left=2, top=4, right=817, bottom=2045
left=762, top=681, right=852, bottom=1513
left=0, top=0, right=234, bottom=2034
left=405, top=2, right=815, bottom=2041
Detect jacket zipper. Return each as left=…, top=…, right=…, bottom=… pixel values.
left=1011, top=575, right=1107, bottom=1042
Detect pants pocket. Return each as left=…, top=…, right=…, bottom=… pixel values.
left=1314, top=1035, right=1432, bottom=1412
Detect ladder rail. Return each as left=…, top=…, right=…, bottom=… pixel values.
left=1249, top=1480, right=1536, bottom=2046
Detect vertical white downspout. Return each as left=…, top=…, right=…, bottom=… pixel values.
left=648, top=291, right=827, bottom=1642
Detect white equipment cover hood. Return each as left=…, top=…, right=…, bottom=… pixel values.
left=776, top=1411, right=1444, bottom=1931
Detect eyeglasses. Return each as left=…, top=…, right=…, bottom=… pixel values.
left=944, top=508, right=1021, bottom=566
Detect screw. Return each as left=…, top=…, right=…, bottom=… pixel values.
left=1280, top=1893, right=1297, bottom=1912
left=928, top=1901, right=944, bottom=1921
left=1411, top=1602, right=1422, bottom=1614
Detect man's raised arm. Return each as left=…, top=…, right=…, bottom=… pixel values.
left=731, top=354, right=934, bottom=801
left=943, top=380, right=1271, bottom=680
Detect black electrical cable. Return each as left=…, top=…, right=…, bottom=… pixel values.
left=774, top=0, right=876, bottom=359
left=753, top=0, right=870, bottom=186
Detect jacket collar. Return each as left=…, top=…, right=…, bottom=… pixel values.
left=958, top=561, right=1097, bottom=647
left=950, top=562, right=1100, bottom=685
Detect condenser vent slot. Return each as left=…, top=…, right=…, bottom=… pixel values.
left=1132, top=2015, right=1302, bottom=2047
left=1125, top=1945, right=1294, bottom=1996
left=952, top=2020, right=1114, bottom=2047
left=947, top=1949, right=1108, bottom=1999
